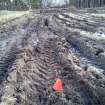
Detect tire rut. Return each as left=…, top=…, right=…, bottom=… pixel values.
left=0, top=16, right=104, bottom=105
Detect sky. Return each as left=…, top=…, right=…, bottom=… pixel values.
left=42, top=0, right=69, bottom=7
left=52, top=0, right=69, bottom=6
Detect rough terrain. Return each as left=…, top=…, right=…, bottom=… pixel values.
left=0, top=7, right=105, bottom=105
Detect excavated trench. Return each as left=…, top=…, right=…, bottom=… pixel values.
left=0, top=11, right=105, bottom=105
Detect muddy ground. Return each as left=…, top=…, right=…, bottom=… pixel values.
left=0, top=8, right=105, bottom=105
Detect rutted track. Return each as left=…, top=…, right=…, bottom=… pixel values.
left=0, top=12, right=105, bottom=105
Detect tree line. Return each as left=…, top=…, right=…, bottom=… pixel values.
left=68, top=0, right=105, bottom=8
left=0, top=0, right=105, bottom=10
left=0, top=0, right=40, bottom=10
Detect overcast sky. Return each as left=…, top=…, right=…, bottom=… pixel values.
left=42, top=0, right=69, bottom=7
left=52, top=0, right=69, bottom=5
